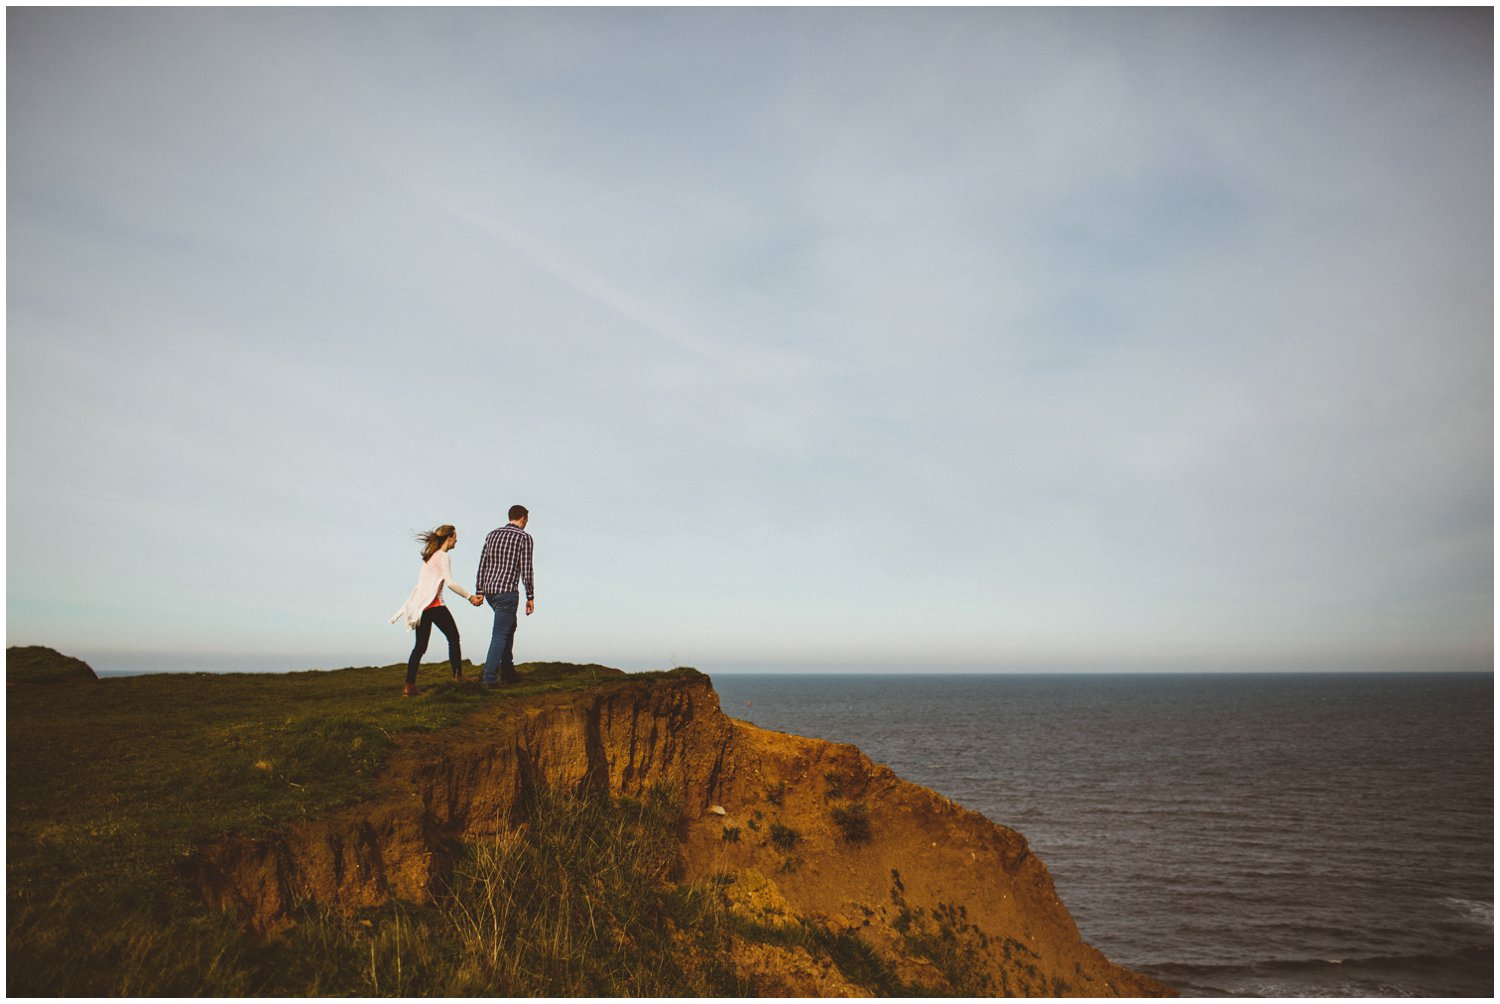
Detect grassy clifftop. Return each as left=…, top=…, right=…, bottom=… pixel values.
left=8, top=647, right=1170, bottom=997
left=9, top=647, right=635, bottom=865
left=8, top=648, right=694, bottom=994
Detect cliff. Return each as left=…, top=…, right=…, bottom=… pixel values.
left=182, top=666, right=1170, bottom=996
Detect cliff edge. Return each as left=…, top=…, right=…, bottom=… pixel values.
left=187, top=668, right=1170, bottom=996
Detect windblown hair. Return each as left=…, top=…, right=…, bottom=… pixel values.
left=417, top=524, right=457, bottom=561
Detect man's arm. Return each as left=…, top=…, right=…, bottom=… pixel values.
left=522, top=535, right=535, bottom=614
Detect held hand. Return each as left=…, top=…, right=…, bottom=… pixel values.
left=470, top=594, right=484, bottom=607
left=526, top=598, right=535, bottom=616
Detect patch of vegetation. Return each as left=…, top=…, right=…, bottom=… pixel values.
left=812, top=924, right=925, bottom=995
left=888, top=869, right=997, bottom=995
left=246, top=782, right=747, bottom=996
left=425, top=781, right=743, bottom=995
left=829, top=801, right=872, bottom=843
left=769, top=822, right=800, bottom=852
left=5, top=649, right=707, bottom=995
left=13, top=776, right=748, bottom=995
left=996, top=934, right=1050, bottom=997
left=723, top=910, right=937, bottom=996
left=767, top=821, right=802, bottom=874
left=721, top=825, right=741, bottom=843
left=764, top=780, right=786, bottom=807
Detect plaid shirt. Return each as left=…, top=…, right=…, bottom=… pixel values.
left=476, top=523, right=535, bottom=599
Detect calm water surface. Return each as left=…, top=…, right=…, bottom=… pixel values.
left=710, top=672, right=1493, bottom=998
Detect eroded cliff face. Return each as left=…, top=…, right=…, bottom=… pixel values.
left=187, top=670, right=1170, bottom=996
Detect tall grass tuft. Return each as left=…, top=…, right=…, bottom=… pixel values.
left=435, top=782, right=710, bottom=995
left=243, top=781, right=748, bottom=996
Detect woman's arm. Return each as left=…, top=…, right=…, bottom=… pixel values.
left=437, top=550, right=474, bottom=600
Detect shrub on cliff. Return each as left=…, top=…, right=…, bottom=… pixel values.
left=830, top=801, right=873, bottom=843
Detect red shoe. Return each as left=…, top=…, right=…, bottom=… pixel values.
left=403, top=683, right=421, bottom=697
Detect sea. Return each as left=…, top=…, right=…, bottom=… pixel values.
left=710, top=672, right=1493, bottom=999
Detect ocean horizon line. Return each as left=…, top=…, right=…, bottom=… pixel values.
left=82, top=662, right=1494, bottom=679
left=16, top=642, right=1488, bottom=680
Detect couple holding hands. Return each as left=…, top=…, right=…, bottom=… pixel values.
left=390, top=505, right=536, bottom=696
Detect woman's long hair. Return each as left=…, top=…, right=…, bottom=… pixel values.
left=417, top=524, right=456, bottom=561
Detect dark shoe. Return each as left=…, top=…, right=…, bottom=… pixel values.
left=500, top=673, right=521, bottom=685
left=403, top=683, right=421, bottom=697
left=481, top=680, right=499, bottom=690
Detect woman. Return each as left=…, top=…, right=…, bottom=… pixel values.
left=390, top=524, right=484, bottom=696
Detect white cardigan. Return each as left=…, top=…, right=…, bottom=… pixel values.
left=389, top=549, right=475, bottom=630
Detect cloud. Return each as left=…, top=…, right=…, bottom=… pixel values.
left=7, top=8, right=1491, bottom=672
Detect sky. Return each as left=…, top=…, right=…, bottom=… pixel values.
left=6, top=7, right=1493, bottom=676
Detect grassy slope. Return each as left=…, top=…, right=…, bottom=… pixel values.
left=8, top=649, right=997, bottom=997
left=6, top=649, right=679, bottom=995
left=9, top=651, right=633, bottom=889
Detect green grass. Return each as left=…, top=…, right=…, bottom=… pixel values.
left=7, top=649, right=1003, bottom=997
left=426, top=782, right=743, bottom=995
left=246, top=782, right=746, bottom=996
left=5, top=648, right=697, bottom=995
left=11, top=779, right=749, bottom=996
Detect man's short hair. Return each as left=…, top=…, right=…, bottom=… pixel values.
left=509, top=504, right=529, bottom=521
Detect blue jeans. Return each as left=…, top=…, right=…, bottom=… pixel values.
left=483, top=592, right=520, bottom=685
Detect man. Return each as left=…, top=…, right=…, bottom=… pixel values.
left=474, top=504, right=536, bottom=687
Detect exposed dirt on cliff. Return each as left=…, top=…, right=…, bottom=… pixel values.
left=186, top=670, right=1171, bottom=996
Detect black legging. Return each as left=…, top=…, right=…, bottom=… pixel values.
left=407, top=604, right=462, bottom=684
